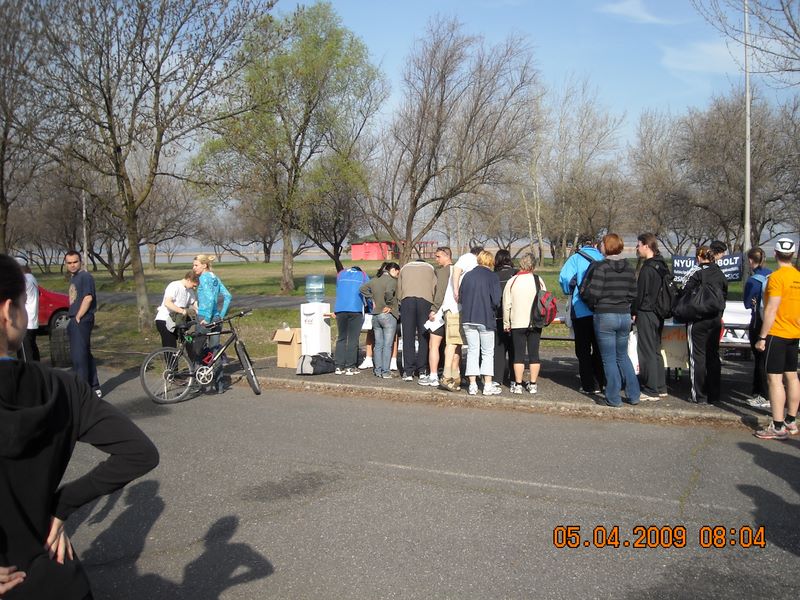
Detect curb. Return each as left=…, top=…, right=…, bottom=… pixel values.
left=258, top=372, right=768, bottom=431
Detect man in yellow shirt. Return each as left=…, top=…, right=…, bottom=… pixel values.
left=754, top=238, right=800, bottom=440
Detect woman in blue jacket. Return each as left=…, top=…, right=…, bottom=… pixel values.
left=192, top=254, right=233, bottom=392
left=334, top=266, right=369, bottom=375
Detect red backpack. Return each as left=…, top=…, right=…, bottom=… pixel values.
left=511, top=273, right=558, bottom=329
left=530, top=273, right=558, bottom=329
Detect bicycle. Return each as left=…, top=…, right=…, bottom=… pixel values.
left=140, top=310, right=261, bottom=404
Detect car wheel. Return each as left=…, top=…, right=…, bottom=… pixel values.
left=49, top=310, right=69, bottom=331
left=49, top=311, right=71, bottom=367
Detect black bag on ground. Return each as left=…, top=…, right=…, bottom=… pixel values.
left=296, top=353, right=336, bottom=375
left=672, top=269, right=724, bottom=322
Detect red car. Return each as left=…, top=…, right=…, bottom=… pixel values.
left=37, top=285, right=70, bottom=333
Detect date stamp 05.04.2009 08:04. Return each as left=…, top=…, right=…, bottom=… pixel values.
left=552, top=525, right=767, bottom=550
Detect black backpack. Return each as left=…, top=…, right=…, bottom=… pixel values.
left=296, top=353, right=336, bottom=375
left=652, top=265, right=677, bottom=320
left=672, top=268, right=725, bottom=322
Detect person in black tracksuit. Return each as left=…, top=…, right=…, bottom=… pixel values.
left=0, top=254, right=159, bottom=600
left=493, top=249, right=518, bottom=386
left=633, top=233, right=670, bottom=400
left=683, top=247, right=728, bottom=404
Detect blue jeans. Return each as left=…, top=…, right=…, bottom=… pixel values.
left=372, top=312, right=397, bottom=375
left=593, top=313, right=640, bottom=406
left=67, top=316, right=99, bottom=389
left=463, top=323, right=495, bottom=377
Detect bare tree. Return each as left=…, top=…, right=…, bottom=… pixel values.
left=693, top=0, right=800, bottom=84
left=365, top=17, right=542, bottom=264
left=0, top=1, right=51, bottom=253
left=540, top=77, right=624, bottom=262
left=680, top=88, right=795, bottom=250
left=38, top=0, right=266, bottom=329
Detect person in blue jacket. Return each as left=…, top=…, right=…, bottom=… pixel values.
left=192, top=254, right=233, bottom=393
left=334, top=266, right=369, bottom=375
left=558, top=235, right=605, bottom=395
left=743, top=247, right=772, bottom=408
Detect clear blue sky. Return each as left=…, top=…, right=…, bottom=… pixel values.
left=280, top=0, right=788, bottom=141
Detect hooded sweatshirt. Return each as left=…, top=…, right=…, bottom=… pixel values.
left=633, top=255, right=671, bottom=315
left=579, top=256, right=637, bottom=314
left=0, top=360, right=159, bottom=600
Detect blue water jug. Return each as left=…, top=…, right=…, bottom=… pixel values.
left=305, top=275, right=325, bottom=303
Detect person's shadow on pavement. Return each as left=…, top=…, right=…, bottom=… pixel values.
left=71, top=481, right=273, bottom=599
left=179, top=515, right=274, bottom=599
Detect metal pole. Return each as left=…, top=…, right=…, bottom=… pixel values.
left=744, top=0, right=752, bottom=252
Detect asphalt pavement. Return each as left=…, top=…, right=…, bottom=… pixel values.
left=57, top=353, right=800, bottom=599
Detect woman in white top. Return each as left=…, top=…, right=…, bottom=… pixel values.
left=502, top=253, right=546, bottom=394
left=155, top=271, right=199, bottom=348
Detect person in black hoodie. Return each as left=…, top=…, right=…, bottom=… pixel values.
left=683, top=246, right=728, bottom=404
left=493, top=249, right=518, bottom=387
left=0, top=254, right=159, bottom=599
left=633, top=233, right=670, bottom=400
left=579, top=233, right=640, bottom=408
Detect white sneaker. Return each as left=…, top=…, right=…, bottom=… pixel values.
left=510, top=382, right=523, bottom=394
left=345, top=368, right=360, bottom=376
left=402, top=374, right=414, bottom=381
left=358, top=356, right=373, bottom=369
left=335, top=368, right=344, bottom=375
left=483, top=385, right=501, bottom=396
left=468, top=383, right=479, bottom=395
left=418, top=374, right=431, bottom=386
left=747, top=395, right=770, bottom=408
left=525, top=382, right=537, bottom=394
left=390, top=358, right=398, bottom=371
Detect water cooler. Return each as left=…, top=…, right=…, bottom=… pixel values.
left=300, top=275, right=331, bottom=355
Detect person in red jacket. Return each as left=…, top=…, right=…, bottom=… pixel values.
left=0, top=253, right=159, bottom=599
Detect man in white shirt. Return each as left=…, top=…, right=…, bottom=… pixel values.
left=15, top=257, right=40, bottom=362
left=154, top=271, right=199, bottom=348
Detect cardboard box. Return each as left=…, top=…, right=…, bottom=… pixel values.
left=272, top=327, right=302, bottom=368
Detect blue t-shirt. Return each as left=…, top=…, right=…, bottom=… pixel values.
left=68, top=271, right=97, bottom=318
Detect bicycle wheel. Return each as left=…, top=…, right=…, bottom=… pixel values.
left=140, top=347, right=195, bottom=404
left=235, top=340, right=261, bottom=395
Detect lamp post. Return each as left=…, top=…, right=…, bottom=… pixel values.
left=744, top=0, right=752, bottom=252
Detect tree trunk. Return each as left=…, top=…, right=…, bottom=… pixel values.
left=148, top=243, right=157, bottom=270
left=280, top=217, right=295, bottom=292
left=0, top=200, right=8, bottom=254
left=125, top=217, right=151, bottom=331
left=262, top=240, right=273, bottom=263
left=333, top=254, right=344, bottom=273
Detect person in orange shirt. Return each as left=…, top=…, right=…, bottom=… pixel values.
left=754, top=238, right=800, bottom=440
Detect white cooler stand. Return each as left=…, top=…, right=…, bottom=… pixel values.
left=300, top=302, right=331, bottom=355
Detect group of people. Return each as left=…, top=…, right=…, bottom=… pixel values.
left=333, top=234, right=799, bottom=423
left=334, top=246, right=549, bottom=397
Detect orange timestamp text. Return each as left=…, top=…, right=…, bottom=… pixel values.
left=552, top=525, right=766, bottom=549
